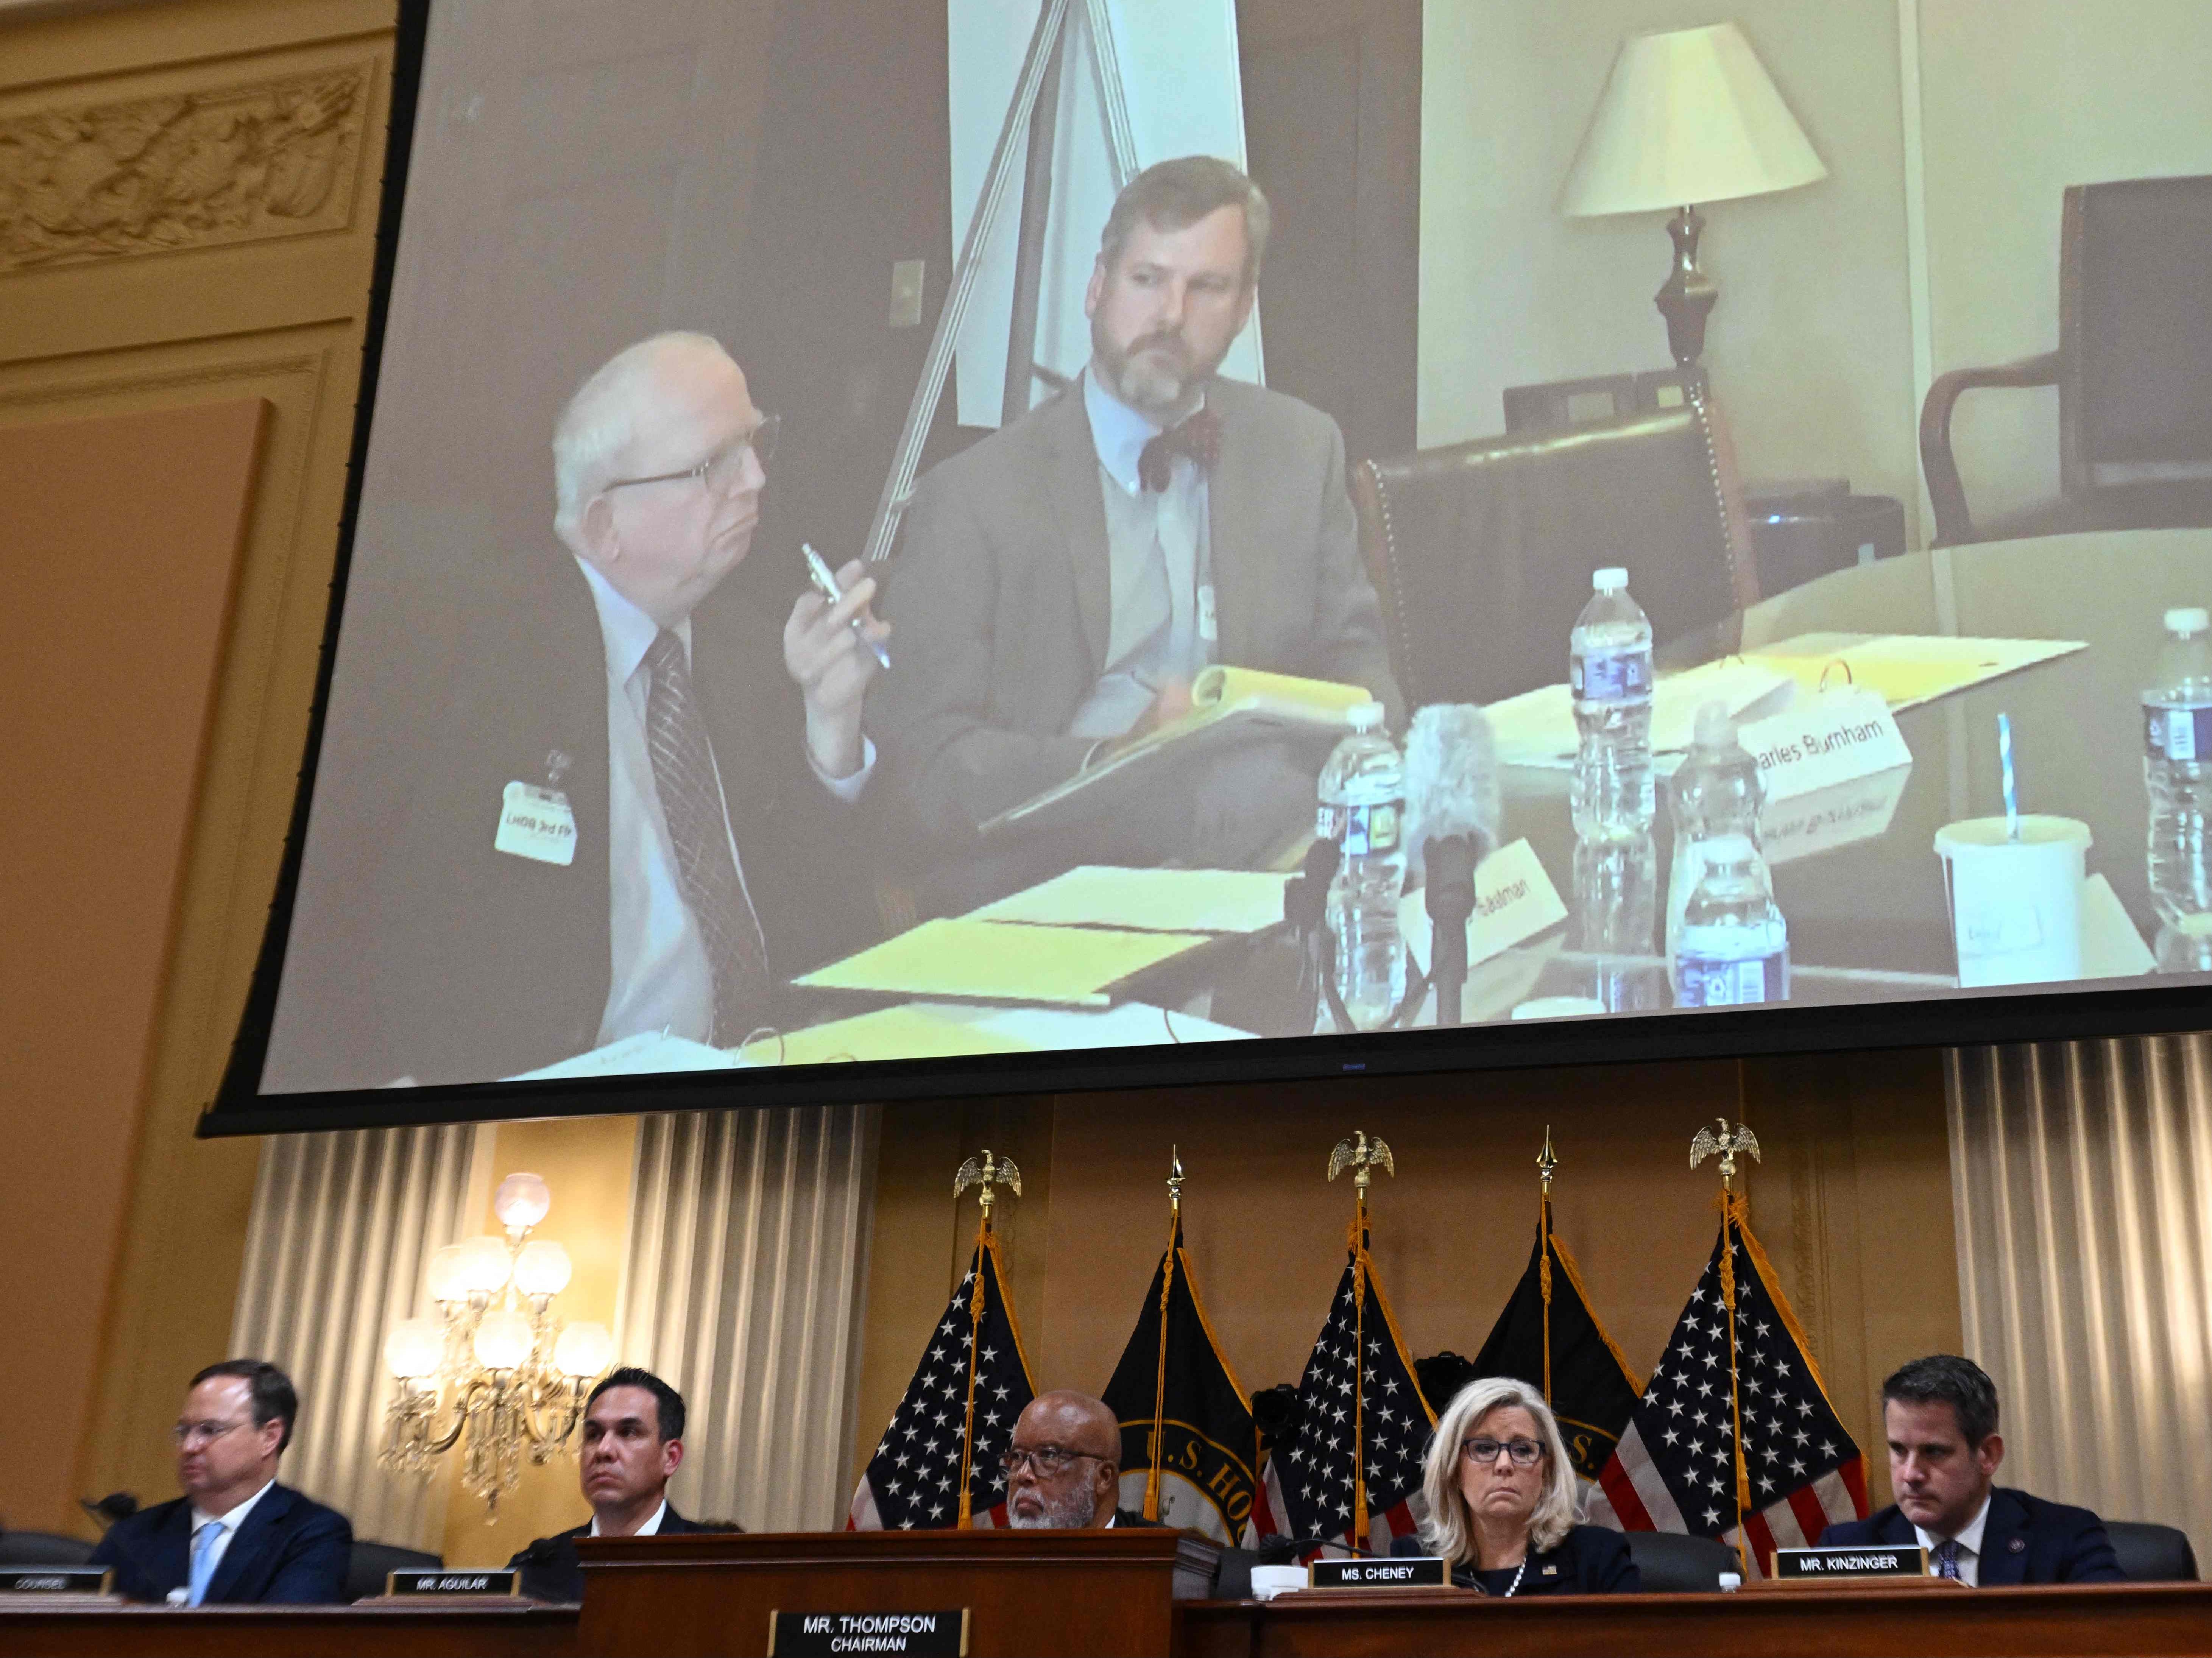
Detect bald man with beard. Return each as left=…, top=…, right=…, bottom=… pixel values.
left=1002, top=1391, right=1164, bottom=1529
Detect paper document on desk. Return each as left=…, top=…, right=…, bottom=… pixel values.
left=1742, top=633, right=2085, bottom=711
left=743, top=1000, right=1253, bottom=1063
left=507, top=1030, right=747, bottom=1080
left=970, top=866, right=1291, bottom=934
left=794, top=917, right=1212, bottom=1006
left=1487, top=659, right=1793, bottom=769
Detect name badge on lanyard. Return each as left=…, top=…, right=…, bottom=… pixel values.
left=496, top=781, right=577, bottom=866
left=1198, top=582, right=1219, bottom=644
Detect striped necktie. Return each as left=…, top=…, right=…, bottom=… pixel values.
left=643, top=629, right=770, bottom=1042
left=1933, top=1538, right=1962, bottom=1580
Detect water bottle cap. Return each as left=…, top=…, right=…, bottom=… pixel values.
left=1693, top=699, right=1736, bottom=750
left=2165, top=606, right=2208, bottom=636
left=1592, top=566, right=1628, bottom=594
left=1348, top=699, right=1386, bottom=733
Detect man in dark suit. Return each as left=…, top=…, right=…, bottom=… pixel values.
left=90, top=1360, right=350, bottom=1604
left=1822, top=1354, right=2123, bottom=1584
left=1003, top=1391, right=1161, bottom=1529
left=266, top=333, right=888, bottom=1089
left=508, top=1368, right=734, bottom=1602
left=875, top=156, right=1401, bottom=912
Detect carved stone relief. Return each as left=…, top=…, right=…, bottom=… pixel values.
left=0, top=63, right=372, bottom=273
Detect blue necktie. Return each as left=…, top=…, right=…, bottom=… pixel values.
left=187, top=1519, right=225, bottom=1605
left=1933, top=1538, right=1961, bottom=1580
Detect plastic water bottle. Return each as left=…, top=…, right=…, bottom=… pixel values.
left=1570, top=567, right=1655, bottom=842
left=1574, top=832, right=1660, bottom=1012
left=1673, top=833, right=1789, bottom=1007
left=1317, top=702, right=1407, bottom=1028
left=2143, top=606, right=2212, bottom=961
left=1667, top=702, right=1767, bottom=968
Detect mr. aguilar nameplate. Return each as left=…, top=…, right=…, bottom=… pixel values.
left=0, top=1567, right=112, bottom=1594
left=1308, top=1556, right=1447, bottom=1588
left=1772, top=1544, right=1930, bottom=1581
left=768, top=1608, right=968, bottom=1656
left=387, top=1567, right=520, bottom=1596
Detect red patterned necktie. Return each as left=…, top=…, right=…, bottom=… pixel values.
left=1137, top=408, right=1221, bottom=492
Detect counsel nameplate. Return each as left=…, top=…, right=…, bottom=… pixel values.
left=386, top=1567, right=521, bottom=1596
left=0, top=1567, right=112, bottom=1594
left=769, top=1608, right=969, bottom=1656
left=1772, top=1544, right=1929, bottom=1580
left=1309, top=1555, right=1447, bottom=1588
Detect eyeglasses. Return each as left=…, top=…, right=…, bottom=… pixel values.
left=1001, top=1445, right=1105, bottom=1479
left=601, top=413, right=780, bottom=499
left=173, top=1417, right=252, bottom=1448
left=1461, top=1437, right=1546, bottom=1468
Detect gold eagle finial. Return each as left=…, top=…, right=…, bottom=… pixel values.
left=1327, top=1129, right=1395, bottom=1196
left=1689, top=1119, right=1761, bottom=1191
left=953, top=1148, right=1022, bottom=1222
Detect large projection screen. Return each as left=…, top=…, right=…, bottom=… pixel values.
left=207, top=0, right=2212, bottom=1134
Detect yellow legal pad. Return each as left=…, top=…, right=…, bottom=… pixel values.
left=1742, top=633, right=2086, bottom=712
left=969, top=866, right=1291, bottom=934
left=741, top=1005, right=1034, bottom=1065
left=792, top=918, right=1212, bottom=1007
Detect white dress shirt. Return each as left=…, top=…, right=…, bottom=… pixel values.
left=589, top=1497, right=666, bottom=1538
left=1913, top=1491, right=1994, bottom=1585
left=187, top=1477, right=276, bottom=1597
left=576, top=559, right=871, bottom=1048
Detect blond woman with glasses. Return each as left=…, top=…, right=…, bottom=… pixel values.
left=1408, top=1378, right=1639, bottom=1595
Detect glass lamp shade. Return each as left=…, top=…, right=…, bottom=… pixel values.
left=425, top=1243, right=470, bottom=1302
left=456, top=1234, right=513, bottom=1296
left=493, top=1172, right=552, bottom=1231
left=553, top=1322, right=614, bottom=1379
left=472, top=1309, right=535, bottom=1371
left=513, top=1238, right=573, bottom=1298
left=383, top=1318, right=446, bottom=1381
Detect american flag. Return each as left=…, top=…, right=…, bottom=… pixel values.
left=1587, top=1194, right=1868, bottom=1575
left=848, top=1228, right=1036, bottom=1530
left=1252, top=1229, right=1434, bottom=1551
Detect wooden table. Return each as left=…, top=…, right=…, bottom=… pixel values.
left=0, top=1597, right=578, bottom=1657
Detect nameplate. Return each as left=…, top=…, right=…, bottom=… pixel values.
left=1468, top=838, right=1569, bottom=964
left=1761, top=763, right=1911, bottom=867
left=1308, top=1556, right=1447, bottom=1588
left=768, top=1608, right=968, bottom=1656
left=1772, top=1544, right=1928, bottom=1580
left=1738, top=688, right=1913, bottom=804
left=0, top=1567, right=112, bottom=1595
left=386, top=1567, right=521, bottom=1597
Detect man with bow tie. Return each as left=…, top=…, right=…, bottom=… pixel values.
left=875, top=156, right=1400, bottom=912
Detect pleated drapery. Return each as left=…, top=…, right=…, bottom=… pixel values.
left=230, top=1123, right=486, bottom=1551
left=615, top=1105, right=877, bottom=1532
left=1948, top=1036, right=2212, bottom=1564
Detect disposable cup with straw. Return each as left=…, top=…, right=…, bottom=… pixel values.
left=1932, top=713, right=2090, bottom=985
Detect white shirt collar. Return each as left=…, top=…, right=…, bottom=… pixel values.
left=589, top=1497, right=667, bottom=1539
left=1914, top=1490, right=1993, bottom=1555
left=575, top=555, right=687, bottom=685
left=191, top=1477, right=276, bottom=1534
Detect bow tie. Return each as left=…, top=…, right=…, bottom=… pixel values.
left=1137, top=409, right=1221, bottom=492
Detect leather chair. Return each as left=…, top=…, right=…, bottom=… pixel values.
left=345, top=1538, right=443, bottom=1602
left=1920, top=173, right=2212, bottom=545
left=0, top=1529, right=96, bottom=1566
left=2106, top=1519, right=2200, bottom=1582
left=1623, top=1529, right=1740, bottom=1592
left=1350, top=401, right=1760, bottom=710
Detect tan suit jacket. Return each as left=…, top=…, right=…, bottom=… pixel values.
left=873, top=376, right=1401, bottom=896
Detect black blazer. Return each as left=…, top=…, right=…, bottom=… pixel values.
left=89, top=1483, right=352, bottom=1605
left=1110, top=1508, right=1168, bottom=1528
left=1821, top=1486, right=2125, bottom=1585
left=508, top=1504, right=729, bottom=1603
left=1397, top=1524, right=1640, bottom=1595
left=270, top=554, right=876, bottom=1089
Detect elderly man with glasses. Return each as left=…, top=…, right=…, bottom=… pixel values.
left=90, top=1359, right=351, bottom=1605
left=1002, top=1392, right=1163, bottom=1529
left=293, top=331, right=889, bottom=1088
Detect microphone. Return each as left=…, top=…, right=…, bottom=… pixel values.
left=1403, top=705, right=1501, bottom=1028
left=1254, top=1532, right=1393, bottom=1565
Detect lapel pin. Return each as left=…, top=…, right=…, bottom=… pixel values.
left=2008, top=1537, right=2026, bottom=1553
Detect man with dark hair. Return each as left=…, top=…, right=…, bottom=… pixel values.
left=876, top=155, right=1400, bottom=911
left=1821, top=1354, right=2123, bottom=1584
left=90, top=1359, right=352, bottom=1604
left=1004, top=1391, right=1161, bottom=1529
left=508, top=1366, right=734, bottom=1602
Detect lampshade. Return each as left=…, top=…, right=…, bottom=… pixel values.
left=1559, top=22, right=1825, bottom=218
left=383, top=1318, right=445, bottom=1381
left=425, top=1243, right=470, bottom=1302
left=455, top=1234, right=513, bottom=1296
left=553, top=1321, right=615, bottom=1380
left=513, top=1238, right=573, bottom=1298
left=493, top=1172, right=552, bottom=1230
left=473, top=1309, right=535, bottom=1371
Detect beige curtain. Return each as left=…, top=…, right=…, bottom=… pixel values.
left=230, top=1123, right=487, bottom=1551
left=616, top=1105, right=877, bottom=1533
left=1947, top=1035, right=2212, bottom=1563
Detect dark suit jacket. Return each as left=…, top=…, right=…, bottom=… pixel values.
left=874, top=377, right=1402, bottom=905
left=508, top=1504, right=730, bottom=1604
left=1396, top=1524, right=1639, bottom=1595
left=1820, top=1486, right=2125, bottom=1585
left=90, top=1483, right=351, bottom=1605
left=272, top=554, right=876, bottom=1089
left=1110, top=1508, right=1168, bottom=1528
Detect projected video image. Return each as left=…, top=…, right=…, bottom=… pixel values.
left=251, top=1, right=2212, bottom=1100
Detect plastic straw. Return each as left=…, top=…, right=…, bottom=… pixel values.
left=1999, top=712, right=2019, bottom=840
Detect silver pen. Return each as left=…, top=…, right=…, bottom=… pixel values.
left=803, top=541, right=891, bottom=671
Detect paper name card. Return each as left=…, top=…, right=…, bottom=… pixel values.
left=1760, top=764, right=1911, bottom=867
left=387, top=1568, right=520, bottom=1597
left=1771, top=1544, right=1929, bottom=1580
left=1309, top=1556, right=1447, bottom=1588
left=1738, top=687, right=1912, bottom=804
left=770, top=1609, right=968, bottom=1656
left=0, top=1567, right=112, bottom=1595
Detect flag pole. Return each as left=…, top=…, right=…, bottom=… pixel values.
left=1691, top=1119, right=1760, bottom=1579
left=1145, top=1147, right=1184, bottom=1521
left=1327, top=1130, right=1394, bottom=1552
left=952, top=1149, right=1021, bottom=1527
left=1537, top=1127, right=1557, bottom=1404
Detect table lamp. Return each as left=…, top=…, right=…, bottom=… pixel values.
left=1559, top=21, right=1826, bottom=368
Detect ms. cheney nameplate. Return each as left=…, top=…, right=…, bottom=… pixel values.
left=769, top=1608, right=969, bottom=1656
left=1772, top=1544, right=1929, bottom=1580
left=1308, top=1555, right=1447, bottom=1588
